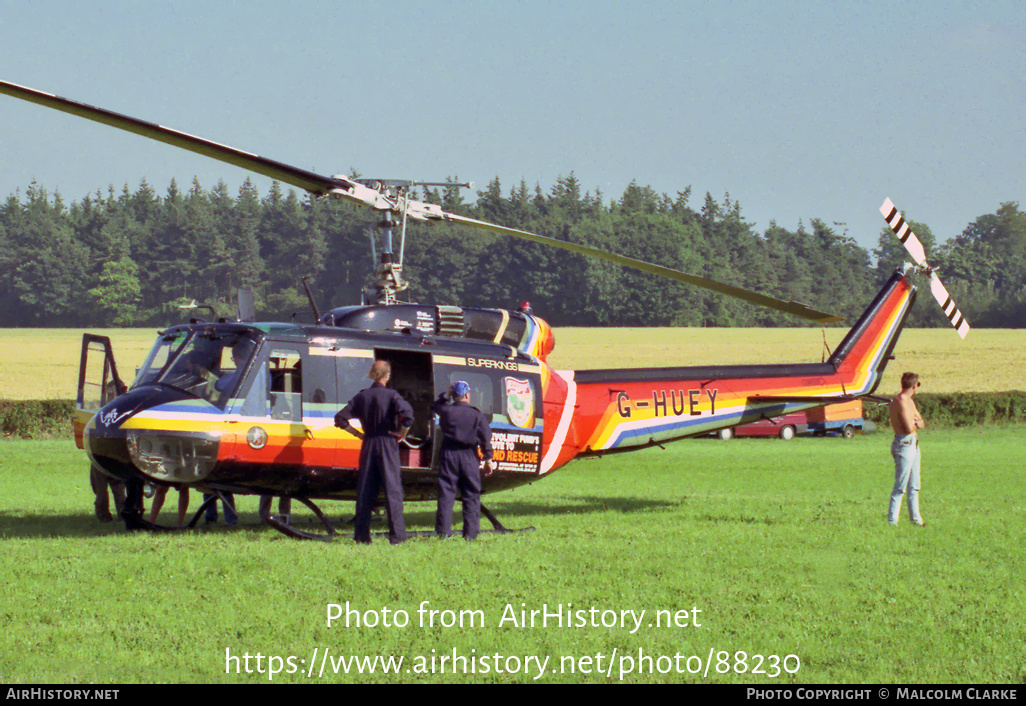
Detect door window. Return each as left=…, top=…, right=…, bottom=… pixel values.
left=268, top=349, right=303, bottom=422
left=442, top=371, right=495, bottom=416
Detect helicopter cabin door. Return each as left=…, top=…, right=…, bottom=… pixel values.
left=328, top=347, right=434, bottom=470
left=75, top=334, right=127, bottom=449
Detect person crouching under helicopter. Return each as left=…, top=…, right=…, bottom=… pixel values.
left=433, top=381, right=494, bottom=541
left=334, top=361, right=414, bottom=545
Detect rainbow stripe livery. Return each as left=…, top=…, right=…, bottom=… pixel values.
left=538, top=270, right=915, bottom=465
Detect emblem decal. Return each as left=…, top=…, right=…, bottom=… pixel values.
left=504, top=377, right=535, bottom=428
left=247, top=427, right=268, bottom=450
left=100, top=408, right=131, bottom=427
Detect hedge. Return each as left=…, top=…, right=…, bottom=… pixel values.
left=0, top=400, right=77, bottom=439
left=861, top=392, right=1026, bottom=427
left=1, top=393, right=1024, bottom=440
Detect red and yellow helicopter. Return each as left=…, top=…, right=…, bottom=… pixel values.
left=0, top=79, right=967, bottom=539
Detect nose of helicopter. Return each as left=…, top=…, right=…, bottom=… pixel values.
left=85, top=414, right=137, bottom=483
left=85, top=389, right=222, bottom=485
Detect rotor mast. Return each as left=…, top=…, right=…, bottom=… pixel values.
left=351, top=178, right=474, bottom=305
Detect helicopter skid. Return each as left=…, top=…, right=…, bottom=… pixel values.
left=121, top=491, right=232, bottom=532
left=265, top=516, right=336, bottom=542
left=121, top=511, right=180, bottom=532
left=263, top=497, right=339, bottom=542
left=264, top=501, right=534, bottom=541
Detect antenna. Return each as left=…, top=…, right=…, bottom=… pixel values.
left=301, top=276, right=322, bottom=321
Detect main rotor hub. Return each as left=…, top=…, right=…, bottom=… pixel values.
left=350, top=178, right=475, bottom=305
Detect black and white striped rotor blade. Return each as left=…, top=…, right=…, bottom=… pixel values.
left=880, top=197, right=969, bottom=339
left=928, top=271, right=970, bottom=339
left=880, top=197, right=928, bottom=265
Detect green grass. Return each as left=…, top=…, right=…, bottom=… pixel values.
left=0, top=429, right=1022, bottom=684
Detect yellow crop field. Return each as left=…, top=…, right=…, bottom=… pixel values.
left=548, top=327, right=1026, bottom=395
left=0, top=329, right=156, bottom=401
left=0, top=327, right=1022, bottom=400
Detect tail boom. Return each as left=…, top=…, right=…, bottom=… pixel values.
left=541, top=270, right=916, bottom=461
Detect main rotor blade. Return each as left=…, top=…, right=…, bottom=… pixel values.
left=0, top=79, right=344, bottom=196
left=0, top=79, right=842, bottom=323
left=442, top=213, right=843, bottom=323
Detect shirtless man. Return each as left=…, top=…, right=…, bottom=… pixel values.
left=887, top=372, right=926, bottom=526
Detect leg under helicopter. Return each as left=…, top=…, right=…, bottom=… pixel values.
left=263, top=496, right=533, bottom=541
left=118, top=484, right=532, bottom=538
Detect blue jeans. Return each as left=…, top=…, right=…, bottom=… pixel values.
left=204, top=492, right=237, bottom=525
left=888, top=434, right=923, bottom=525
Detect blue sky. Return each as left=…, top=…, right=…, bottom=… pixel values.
left=1, top=1, right=1022, bottom=252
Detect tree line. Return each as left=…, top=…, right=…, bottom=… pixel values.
left=0, top=175, right=1022, bottom=328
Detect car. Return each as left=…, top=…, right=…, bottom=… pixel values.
left=716, top=400, right=867, bottom=440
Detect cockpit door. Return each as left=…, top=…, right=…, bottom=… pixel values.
left=227, top=341, right=338, bottom=470
left=75, top=334, right=126, bottom=448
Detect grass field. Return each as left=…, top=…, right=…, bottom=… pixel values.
left=0, top=429, right=1022, bottom=684
left=1, top=327, right=1024, bottom=400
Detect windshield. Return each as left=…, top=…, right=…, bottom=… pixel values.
left=132, top=331, right=189, bottom=389
left=154, top=332, right=259, bottom=408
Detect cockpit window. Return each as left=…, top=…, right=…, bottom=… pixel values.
left=155, top=333, right=258, bottom=408
left=132, top=331, right=189, bottom=389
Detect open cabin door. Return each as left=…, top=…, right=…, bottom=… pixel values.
left=75, top=334, right=126, bottom=449
left=374, top=349, right=434, bottom=470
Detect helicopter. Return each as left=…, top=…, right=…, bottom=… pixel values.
left=1, top=79, right=968, bottom=540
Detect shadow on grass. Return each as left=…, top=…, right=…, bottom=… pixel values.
left=0, top=511, right=277, bottom=539
left=483, top=495, right=680, bottom=518
left=0, top=494, right=681, bottom=539
left=694, top=513, right=777, bottom=525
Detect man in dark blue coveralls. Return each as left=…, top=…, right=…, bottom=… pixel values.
left=434, top=381, right=494, bottom=540
left=334, top=361, right=414, bottom=544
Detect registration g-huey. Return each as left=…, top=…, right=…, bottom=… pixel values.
left=0, top=80, right=967, bottom=540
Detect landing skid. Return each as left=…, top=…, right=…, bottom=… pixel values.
left=264, top=499, right=534, bottom=541
left=122, top=512, right=178, bottom=532
left=481, top=504, right=534, bottom=533
left=185, top=490, right=236, bottom=529
left=121, top=489, right=237, bottom=531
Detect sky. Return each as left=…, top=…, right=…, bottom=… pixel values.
left=1, top=1, right=1023, bottom=253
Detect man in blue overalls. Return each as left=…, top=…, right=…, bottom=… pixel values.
left=434, top=381, right=494, bottom=540
left=335, top=361, right=414, bottom=544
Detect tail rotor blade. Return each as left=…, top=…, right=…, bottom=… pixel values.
left=880, top=197, right=969, bottom=339
left=929, top=272, right=969, bottom=339
left=880, top=197, right=927, bottom=264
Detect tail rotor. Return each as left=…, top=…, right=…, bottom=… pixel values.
left=880, top=198, right=970, bottom=339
